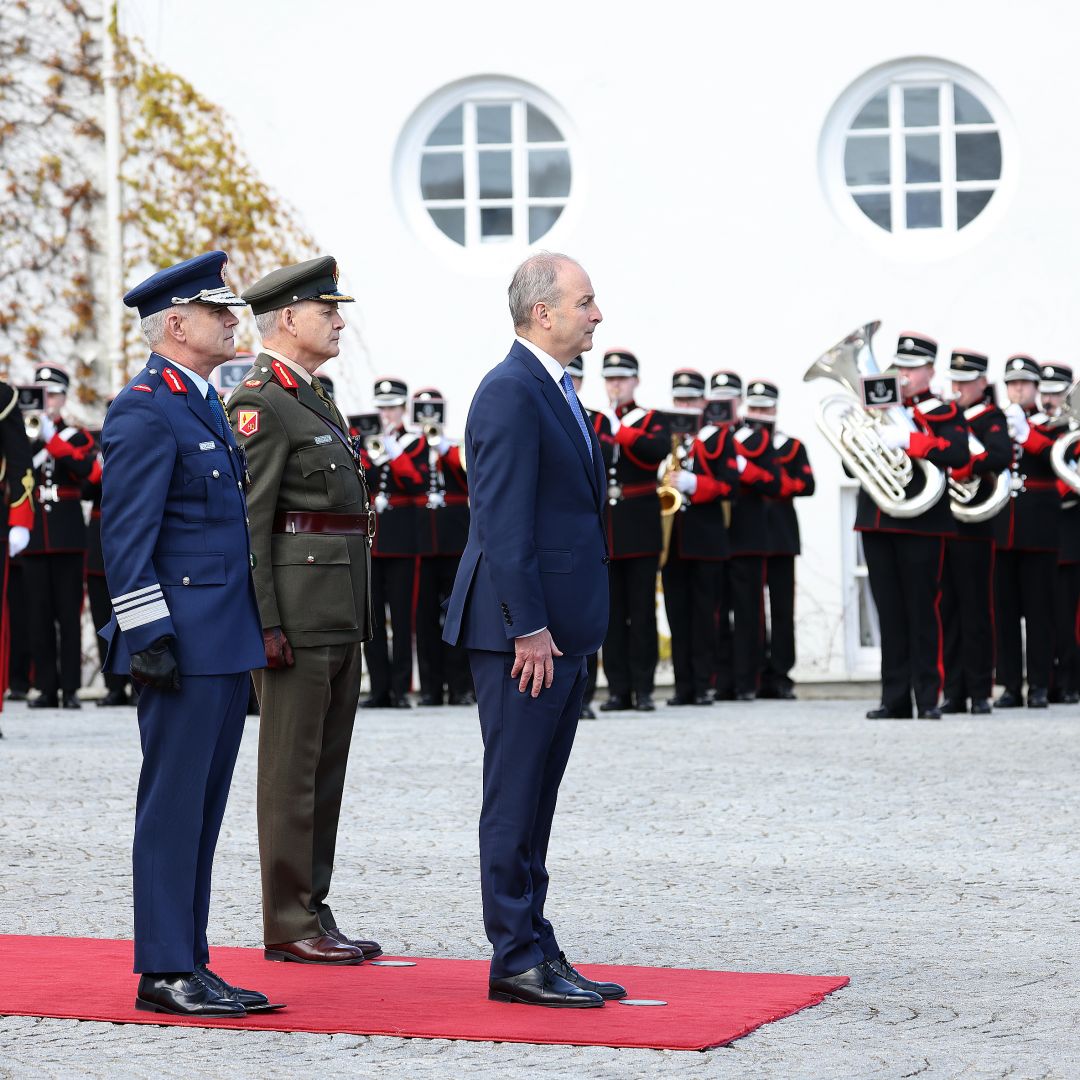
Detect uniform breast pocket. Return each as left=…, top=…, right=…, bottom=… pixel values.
left=181, top=447, right=234, bottom=521
left=297, top=444, right=352, bottom=509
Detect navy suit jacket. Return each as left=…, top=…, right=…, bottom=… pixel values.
left=443, top=341, right=609, bottom=656
left=98, top=355, right=265, bottom=676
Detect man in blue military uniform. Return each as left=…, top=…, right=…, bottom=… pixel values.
left=99, top=251, right=279, bottom=1017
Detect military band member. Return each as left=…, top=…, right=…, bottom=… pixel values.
left=1, top=378, right=35, bottom=723
left=1038, top=362, right=1080, bottom=704
left=724, top=376, right=783, bottom=701
left=360, top=377, right=424, bottom=707
left=754, top=381, right=814, bottom=701
left=861, top=333, right=969, bottom=720
left=993, top=354, right=1060, bottom=709
left=228, top=257, right=380, bottom=965
left=102, top=251, right=274, bottom=1016
left=413, top=388, right=475, bottom=707
left=661, top=369, right=739, bottom=704
left=939, top=351, right=1011, bottom=715
left=22, top=364, right=96, bottom=709
left=593, top=348, right=668, bottom=712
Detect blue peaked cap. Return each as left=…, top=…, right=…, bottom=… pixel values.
left=123, top=251, right=247, bottom=318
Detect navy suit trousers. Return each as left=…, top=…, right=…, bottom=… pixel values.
left=132, top=672, right=248, bottom=973
left=469, top=649, right=587, bottom=979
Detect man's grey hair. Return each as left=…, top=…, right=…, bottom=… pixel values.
left=254, top=306, right=285, bottom=341
left=508, top=251, right=578, bottom=331
left=140, top=308, right=170, bottom=348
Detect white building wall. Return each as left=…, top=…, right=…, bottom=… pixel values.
left=119, top=0, right=1080, bottom=678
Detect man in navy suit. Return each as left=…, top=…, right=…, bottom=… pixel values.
left=444, top=252, right=626, bottom=1007
left=100, top=252, right=278, bottom=1017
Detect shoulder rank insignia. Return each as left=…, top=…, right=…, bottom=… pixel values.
left=132, top=384, right=153, bottom=393
left=237, top=409, right=260, bottom=437
left=244, top=379, right=262, bottom=388
left=161, top=368, right=188, bottom=394
left=271, top=359, right=298, bottom=389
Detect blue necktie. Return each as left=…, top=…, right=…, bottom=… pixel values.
left=205, top=387, right=227, bottom=442
left=561, top=371, right=593, bottom=461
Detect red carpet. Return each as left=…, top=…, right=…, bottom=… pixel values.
left=0, top=936, right=847, bottom=1051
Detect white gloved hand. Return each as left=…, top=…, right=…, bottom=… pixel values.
left=1005, top=403, right=1030, bottom=443
left=437, top=436, right=452, bottom=456
left=37, top=415, right=56, bottom=442
left=672, top=470, right=697, bottom=495
left=8, top=526, right=30, bottom=558
left=736, top=454, right=747, bottom=474
left=603, top=410, right=621, bottom=434
left=382, top=432, right=403, bottom=461
left=879, top=425, right=911, bottom=451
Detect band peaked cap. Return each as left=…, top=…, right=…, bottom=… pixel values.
left=123, top=251, right=246, bottom=318
left=243, top=256, right=355, bottom=316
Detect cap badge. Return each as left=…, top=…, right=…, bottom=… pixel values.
left=716, top=374, right=728, bottom=385
left=220, top=260, right=228, bottom=284
left=1012, top=359, right=1024, bottom=370
left=903, top=338, right=914, bottom=350
left=1043, top=366, right=1054, bottom=377
left=333, top=262, right=340, bottom=284
left=677, top=374, right=690, bottom=385
left=379, top=380, right=391, bottom=393
left=753, top=382, right=764, bottom=393
left=40, top=368, right=52, bottom=380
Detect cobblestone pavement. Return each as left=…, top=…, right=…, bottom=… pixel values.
left=2, top=695, right=1079, bottom=1079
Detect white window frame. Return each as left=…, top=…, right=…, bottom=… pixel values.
left=840, top=484, right=882, bottom=676
left=395, top=77, right=581, bottom=267
left=819, top=59, right=1017, bottom=262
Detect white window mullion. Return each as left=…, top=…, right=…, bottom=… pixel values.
left=888, top=82, right=906, bottom=232
left=511, top=99, right=528, bottom=243
left=940, top=81, right=958, bottom=231
left=463, top=101, right=479, bottom=246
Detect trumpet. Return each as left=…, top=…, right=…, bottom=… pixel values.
left=364, top=434, right=385, bottom=459
left=422, top=421, right=442, bottom=447
left=658, top=434, right=684, bottom=568
left=24, top=412, right=42, bottom=440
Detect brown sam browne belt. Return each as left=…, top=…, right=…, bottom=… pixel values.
left=273, top=510, right=377, bottom=539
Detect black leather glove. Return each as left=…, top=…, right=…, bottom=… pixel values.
left=130, top=635, right=180, bottom=690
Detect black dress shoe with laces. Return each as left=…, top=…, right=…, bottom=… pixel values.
left=196, top=964, right=285, bottom=1012
left=666, top=694, right=694, bottom=706
left=599, top=696, right=631, bottom=712
left=970, top=699, right=992, bottom=715
left=28, top=696, right=59, bottom=709
left=448, top=690, right=477, bottom=706
left=322, top=925, right=383, bottom=959
left=866, top=706, right=912, bottom=720
left=634, top=694, right=655, bottom=712
left=488, top=961, right=603, bottom=1008
left=693, top=693, right=714, bottom=705
left=62, top=692, right=81, bottom=710
left=995, top=689, right=1023, bottom=708
left=1028, top=687, right=1049, bottom=708
left=360, top=695, right=392, bottom=708
left=579, top=704, right=596, bottom=720
left=135, top=972, right=246, bottom=1017
left=98, top=688, right=131, bottom=707
left=917, top=707, right=943, bottom=720
left=547, top=952, right=627, bottom=1000
left=417, top=694, right=442, bottom=706
left=391, top=697, right=413, bottom=709
left=735, top=690, right=756, bottom=702
left=940, top=698, right=967, bottom=714
left=1066, top=691, right=1080, bottom=705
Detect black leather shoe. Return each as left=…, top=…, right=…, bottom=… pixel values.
left=196, top=964, right=284, bottom=1012
left=391, top=697, right=412, bottom=709
left=735, top=691, right=756, bottom=702
left=599, top=696, right=631, bottom=712
left=940, top=698, right=967, bottom=714
left=62, top=693, right=81, bottom=710
left=417, top=694, right=442, bottom=706
left=322, top=926, right=383, bottom=960
left=917, top=707, right=942, bottom=720
left=28, top=696, right=58, bottom=709
left=548, top=952, right=626, bottom=1000
left=693, top=693, right=714, bottom=705
left=135, top=972, right=246, bottom=1017
left=98, top=688, right=131, bottom=707
left=1066, top=691, right=1080, bottom=705
left=634, top=695, right=655, bottom=712
left=360, top=696, right=392, bottom=708
left=488, top=961, right=603, bottom=1008
left=6, top=688, right=28, bottom=702
left=775, top=687, right=796, bottom=700
left=666, top=694, right=694, bottom=706
left=579, top=704, right=596, bottom=719
left=995, top=689, right=1023, bottom=708
left=866, top=706, right=912, bottom=720
left=970, top=699, right=992, bottom=715
left=713, top=688, right=735, bottom=702
left=448, top=690, right=476, bottom=706
left=1028, top=687, right=1049, bottom=709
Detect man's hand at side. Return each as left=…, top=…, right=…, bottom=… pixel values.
left=263, top=626, right=295, bottom=669
left=130, top=635, right=180, bottom=690
left=512, top=629, right=564, bottom=697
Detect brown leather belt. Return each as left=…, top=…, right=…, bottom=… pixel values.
left=273, top=510, right=376, bottom=538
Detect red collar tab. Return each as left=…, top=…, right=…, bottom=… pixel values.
left=161, top=368, right=188, bottom=394
left=271, top=359, right=299, bottom=389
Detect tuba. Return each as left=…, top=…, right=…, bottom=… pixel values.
left=1048, top=380, right=1080, bottom=495
left=803, top=321, right=946, bottom=519
left=948, top=430, right=1012, bottom=523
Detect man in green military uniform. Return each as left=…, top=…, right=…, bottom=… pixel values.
left=227, top=256, right=381, bottom=965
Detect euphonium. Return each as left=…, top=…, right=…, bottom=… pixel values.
left=803, top=321, right=946, bottom=519
left=1048, top=379, right=1080, bottom=495
left=658, top=433, right=684, bottom=569
left=948, top=431, right=1012, bottom=523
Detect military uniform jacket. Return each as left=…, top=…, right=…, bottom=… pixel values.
left=728, top=424, right=783, bottom=556
left=226, top=354, right=374, bottom=648
left=854, top=394, right=969, bottom=537
left=593, top=401, right=668, bottom=558
left=994, top=407, right=1060, bottom=553
left=0, top=381, right=34, bottom=532
left=951, top=400, right=1011, bottom=542
left=359, top=427, right=425, bottom=557
left=672, top=423, right=739, bottom=560
left=25, top=418, right=96, bottom=554
left=418, top=443, right=470, bottom=556
left=765, top=432, right=815, bottom=556
left=98, top=356, right=265, bottom=676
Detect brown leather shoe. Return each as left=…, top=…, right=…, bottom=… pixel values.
left=263, top=934, right=365, bottom=965
left=323, top=926, right=383, bottom=959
